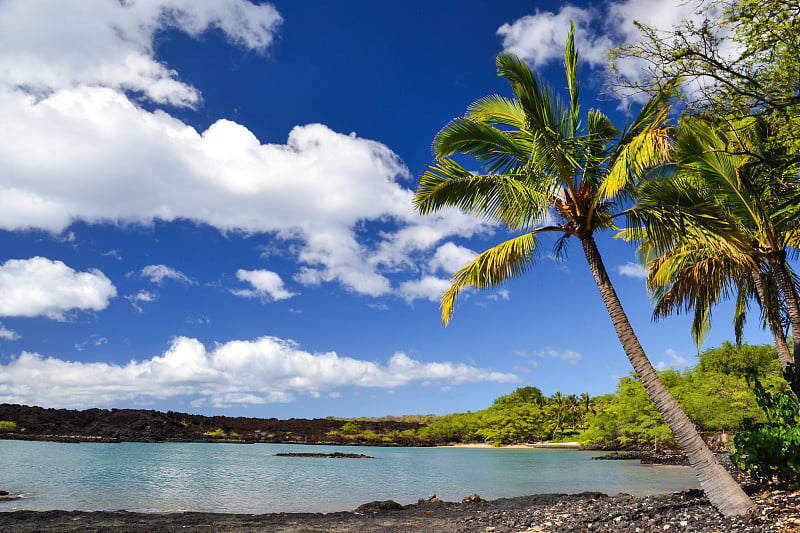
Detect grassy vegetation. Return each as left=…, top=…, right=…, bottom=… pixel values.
left=0, top=421, right=17, bottom=431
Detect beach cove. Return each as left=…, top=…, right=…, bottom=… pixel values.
left=0, top=440, right=698, bottom=513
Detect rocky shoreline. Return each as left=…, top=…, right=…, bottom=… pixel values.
left=1, top=486, right=798, bottom=532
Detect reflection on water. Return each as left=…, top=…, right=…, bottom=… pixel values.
left=0, top=441, right=699, bottom=513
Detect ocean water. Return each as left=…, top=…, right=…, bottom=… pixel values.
left=0, top=441, right=699, bottom=513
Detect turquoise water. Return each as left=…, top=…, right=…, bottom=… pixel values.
left=0, top=441, right=698, bottom=513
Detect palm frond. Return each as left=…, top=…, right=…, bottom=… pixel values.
left=433, top=117, right=529, bottom=175
left=603, top=105, right=671, bottom=199
left=441, top=232, right=541, bottom=324
left=466, top=95, right=527, bottom=129
left=564, top=22, right=580, bottom=138
left=414, top=158, right=550, bottom=230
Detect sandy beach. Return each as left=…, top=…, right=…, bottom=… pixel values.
left=436, top=442, right=583, bottom=449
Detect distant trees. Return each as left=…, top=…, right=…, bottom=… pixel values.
left=583, top=342, right=787, bottom=448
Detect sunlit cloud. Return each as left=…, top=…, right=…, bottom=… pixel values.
left=231, top=269, right=296, bottom=301
left=0, top=257, right=116, bottom=320
left=0, top=336, right=519, bottom=408
left=616, top=262, right=647, bottom=279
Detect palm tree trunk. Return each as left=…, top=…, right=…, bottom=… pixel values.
left=770, top=256, right=800, bottom=368
left=581, top=235, right=752, bottom=516
left=751, top=267, right=793, bottom=369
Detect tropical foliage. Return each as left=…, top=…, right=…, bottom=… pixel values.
left=609, top=0, right=800, bottom=129
left=584, top=343, right=785, bottom=448
left=413, top=23, right=752, bottom=515
left=629, top=115, right=800, bottom=368
left=732, top=365, right=800, bottom=486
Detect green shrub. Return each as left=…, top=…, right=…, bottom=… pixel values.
left=202, top=428, right=225, bottom=438
left=0, top=421, right=16, bottom=431
left=339, top=421, right=363, bottom=435
left=732, top=365, right=800, bottom=486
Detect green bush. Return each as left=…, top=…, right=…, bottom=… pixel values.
left=0, top=420, right=17, bottom=431
left=202, top=428, right=225, bottom=438
left=339, top=421, right=363, bottom=435
left=732, top=365, right=800, bottom=486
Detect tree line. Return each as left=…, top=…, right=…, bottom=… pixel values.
left=331, top=341, right=782, bottom=449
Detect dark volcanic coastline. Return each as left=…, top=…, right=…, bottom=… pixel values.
left=0, top=403, right=424, bottom=445
left=1, top=488, right=798, bottom=532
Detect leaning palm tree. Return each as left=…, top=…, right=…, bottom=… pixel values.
left=413, top=26, right=752, bottom=515
left=631, top=115, right=800, bottom=369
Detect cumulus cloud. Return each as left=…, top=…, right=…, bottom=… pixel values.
left=0, top=257, right=116, bottom=320
left=0, top=336, right=518, bottom=408
left=497, top=5, right=613, bottom=67
left=0, top=0, right=282, bottom=106
left=429, top=242, right=478, bottom=275
left=141, top=265, right=193, bottom=285
left=0, top=1, right=492, bottom=299
left=232, top=269, right=295, bottom=301
left=0, top=324, right=20, bottom=341
left=398, top=276, right=453, bottom=304
left=497, top=0, right=702, bottom=78
left=616, top=262, right=647, bottom=279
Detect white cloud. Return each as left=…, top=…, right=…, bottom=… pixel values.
left=0, top=324, right=20, bottom=341
left=75, top=335, right=109, bottom=352
left=141, top=265, right=193, bottom=285
left=616, top=262, right=647, bottom=279
left=126, top=290, right=158, bottom=313
left=0, top=257, right=116, bottom=320
left=429, top=242, right=478, bottom=275
left=0, top=336, right=518, bottom=408
left=486, top=289, right=510, bottom=301
left=232, top=269, right=295, bottom=301
left=398, top=276, right=453, bottom=304
left=497, top=1, right=703, bottom=80
left=497, top=5, right=613, bottom=68
left=516, top=347, right=583, bottom=366
left=130, top=291, right=157, bottom=303
left=0, top=1, right=492, bottom=299
left=656, top=348, right=689, bottom=371
left=0, top=0, right=282, bottom=107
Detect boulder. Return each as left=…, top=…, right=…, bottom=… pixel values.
left=354, top=500, right=404, bottom=512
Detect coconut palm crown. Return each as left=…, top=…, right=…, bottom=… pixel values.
left=629, top=115, right=800, bottom=368
left=413, top=25, right=752, bottom=516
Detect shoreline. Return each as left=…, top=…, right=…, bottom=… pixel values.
left=1, top=488, right=796, bottom=532
left=436, top=441, right=583, bottom=449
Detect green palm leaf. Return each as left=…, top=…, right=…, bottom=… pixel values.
left=442, top=232, right=541, bottom=324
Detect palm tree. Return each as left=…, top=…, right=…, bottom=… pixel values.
left=631, top=115, right=800, bottom=369
left=638, top=236, right=793, bottom=368
left=413, top=26, right=752, bottom=515
left=578, top=392, right=594, bottom=428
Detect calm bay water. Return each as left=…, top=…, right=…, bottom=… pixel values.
left=0, top=441, right=698, bottom=513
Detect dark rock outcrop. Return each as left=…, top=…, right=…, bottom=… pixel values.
left=0, top=403, right=424, bottom=445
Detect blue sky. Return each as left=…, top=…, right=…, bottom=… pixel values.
left=0, top=0, right=776, bottom=418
